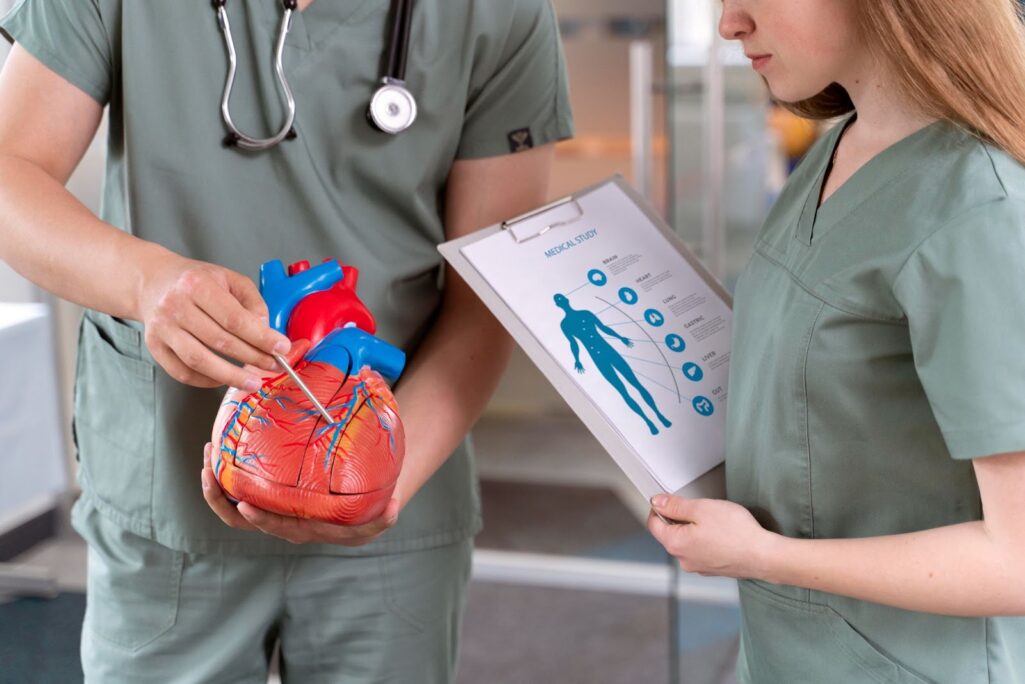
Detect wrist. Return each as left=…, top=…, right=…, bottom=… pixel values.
left=130, top=241, right=184, bottom=322
left=391, top=475, right=419, bottom=513
left=750, top=530, right=788, bottom=584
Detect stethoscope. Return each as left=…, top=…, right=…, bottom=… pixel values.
left=212, top=0, right=417, bottom=151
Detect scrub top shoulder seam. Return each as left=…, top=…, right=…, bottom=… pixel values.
left=983, top=144, right=1010, bottom=199
left=979, top=139, right=1025, bottom=206
left=94, top=0, right=118, bottom=70
left=891, top=195, right=1024, bottom=296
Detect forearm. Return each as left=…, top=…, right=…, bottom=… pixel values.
left=0, top=154, right=169, bottom=319
left=384, top=144, right=554, bottom=506
left=760, top=521, right=1025, bottom=616
left=390, top=301, right=513, bottom=507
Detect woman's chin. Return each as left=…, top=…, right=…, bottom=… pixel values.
left=764, top=78, right=834, bottom=107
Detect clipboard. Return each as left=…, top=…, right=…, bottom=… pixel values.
left=439, top=175, right=728, bottom=502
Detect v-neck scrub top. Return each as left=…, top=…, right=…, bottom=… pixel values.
left=0, top=0, right=573, bottom=556
left=727, top=116, right=1025, bottom=683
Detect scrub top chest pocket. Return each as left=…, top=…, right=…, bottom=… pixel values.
left=74, top=311, right=157, bottom=535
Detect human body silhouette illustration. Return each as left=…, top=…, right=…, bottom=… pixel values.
left=554, top=294, right=672, bottom=435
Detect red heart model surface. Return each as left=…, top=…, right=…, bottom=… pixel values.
left=209, top=259, right=406, bottom=525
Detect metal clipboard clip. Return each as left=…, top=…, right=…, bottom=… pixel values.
left=501, top=195, right=586, bottom=244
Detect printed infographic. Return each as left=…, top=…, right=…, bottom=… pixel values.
left=460, top=183, right=730, bottom=492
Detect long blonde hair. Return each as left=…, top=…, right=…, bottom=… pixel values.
left=783, top=0, right=1025, bottom=164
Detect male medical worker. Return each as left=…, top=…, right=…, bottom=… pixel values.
left=0, top=0, right=573, bottom=680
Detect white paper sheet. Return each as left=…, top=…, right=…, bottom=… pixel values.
left=459, top=182, right=731, bottom=493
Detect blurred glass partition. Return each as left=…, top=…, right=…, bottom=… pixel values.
left=667, top=0, right=779, bottom=290
left=547, top=0, right=669, bottom=214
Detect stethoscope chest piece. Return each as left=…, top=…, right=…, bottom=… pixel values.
left=214, top=0, right=418, bottom=151
left=368, top=78, right=418, bottom=135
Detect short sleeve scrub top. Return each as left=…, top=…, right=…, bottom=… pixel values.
left=0, top=0, right=574, bottom=557
left=727, top=116, right=1025, bottom=683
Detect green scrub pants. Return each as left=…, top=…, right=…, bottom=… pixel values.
left=75, top=504, right=472, bottom=684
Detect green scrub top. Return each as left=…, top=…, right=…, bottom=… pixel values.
left=727, top=115, right=1025, bottom=683
left=1, top=0, right=573, bottom=556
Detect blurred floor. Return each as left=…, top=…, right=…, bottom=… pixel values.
left=458, top=580, right=738, bottom=684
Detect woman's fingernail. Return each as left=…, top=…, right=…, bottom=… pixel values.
left=201, top=471, right=211, bottom=490
left=243, top=377, right=261, bottom=392
left=651, top=495, right=668, bottom=508
left=274, top=339, right=291, bottom=354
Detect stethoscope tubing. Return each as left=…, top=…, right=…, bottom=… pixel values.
left=215, top=0, right=415, bottom=150
left=386, top=0, right=413, bottom=82
left=216, top=2, right=298, bottom=151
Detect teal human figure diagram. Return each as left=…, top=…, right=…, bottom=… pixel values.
left=554, top=293, right=673, bottom=435
left=556, top=267, right=716, bottom=426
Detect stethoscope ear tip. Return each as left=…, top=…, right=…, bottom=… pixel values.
left=222, top=132, right=241, bottom=148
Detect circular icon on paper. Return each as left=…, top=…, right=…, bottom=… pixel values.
left=692, top=395, right=714, bottom=417
left=644, top=309, right=665, bottom=327
left=588, top=269, right=608, bottom=286
left=682, top=362, right=704, bottom=382
left=665, top=334, right=686, bottom=352
left=618, top=287, right=638, bottom=305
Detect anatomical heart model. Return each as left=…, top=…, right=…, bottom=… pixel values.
left=210, top=258, right=406, bottom=525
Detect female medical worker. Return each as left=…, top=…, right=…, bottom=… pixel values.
left=647, top=1, right=1025, bottom=682
left=0, top=0, right=572, bottom=681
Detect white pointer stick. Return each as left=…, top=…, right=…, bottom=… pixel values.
left=272, top=351, right=335, bottom=424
